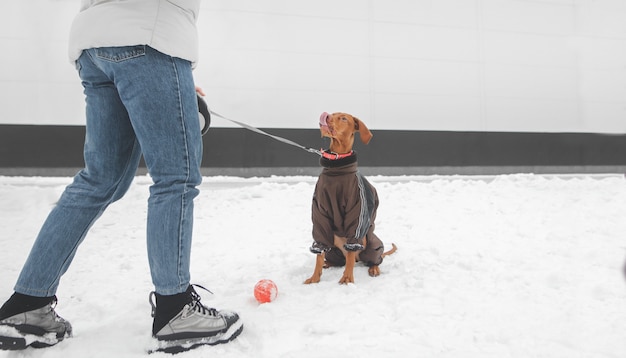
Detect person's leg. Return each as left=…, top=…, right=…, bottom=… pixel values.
left=0, top=49, right=139, bottom=350
left=84, top=46, right=243, bottom=351
left=88, top=46, right=203, bottom=295
left=13, top=51, right=141, bottom=298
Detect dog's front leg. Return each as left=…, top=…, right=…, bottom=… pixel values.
left=338, top=251, right=356, bottom=284
left=304, top=253, right=325, bottom=284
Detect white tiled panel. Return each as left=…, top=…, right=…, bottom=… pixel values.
left=1, top=0, right=625, bottom=133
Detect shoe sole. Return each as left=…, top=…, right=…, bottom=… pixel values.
left=149, top=321, right=244, bottom=354
left=0, top=335, right=61, bottom=351
left=0, top=336, right=27, bottom=350
left=0, top=325, right=66, bottom=351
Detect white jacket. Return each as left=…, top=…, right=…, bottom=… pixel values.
left=68, top=0, right=200, bottom=66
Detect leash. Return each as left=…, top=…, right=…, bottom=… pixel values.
left=198, top=96, right=350, bottom=160
left=208, top=109, right=324, bottom=157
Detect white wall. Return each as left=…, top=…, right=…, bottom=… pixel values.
left=1, top=0, right=626, bottom=133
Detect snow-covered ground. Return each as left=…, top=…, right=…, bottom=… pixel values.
left=1, top=173, right=625, bottom=358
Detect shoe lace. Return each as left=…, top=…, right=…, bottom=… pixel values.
left=149, top=284, right=217, bottom=318
left=49, top=296, right=61, bottom=317
left=187, top=284, right=218, bottom=317
left=50, top=296, right=58, bottom=309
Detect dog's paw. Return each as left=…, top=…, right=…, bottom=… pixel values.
left=338, top=274, right=355, bottom=285
left=304, top=275, right=321, bottom=284
left=368, top=265, right=381, bottom=277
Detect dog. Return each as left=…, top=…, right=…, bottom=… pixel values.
left=304, top=112, right=397, bottom=285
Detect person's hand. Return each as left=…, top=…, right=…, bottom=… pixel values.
left=195, top=86, right=205, bottom=96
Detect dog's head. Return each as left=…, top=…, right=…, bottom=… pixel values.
left=319, top=112, right=372, bottom=153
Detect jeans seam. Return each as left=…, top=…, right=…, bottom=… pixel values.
left=170, top=56, right=191, bottom=290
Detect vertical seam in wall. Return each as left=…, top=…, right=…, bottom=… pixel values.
left=368, top=0, right=376, bottom=125
left=476, top=0, right=487, bottom=131
left=572, top=0, right=584, bottom=130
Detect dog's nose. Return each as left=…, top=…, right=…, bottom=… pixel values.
left=319, top=112, right=330, bottom=126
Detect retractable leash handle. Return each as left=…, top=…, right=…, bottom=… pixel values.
left=197, top=94, right=211, bottom=136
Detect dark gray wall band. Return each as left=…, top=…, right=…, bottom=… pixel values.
left=1, top=124, right=626, bottom=170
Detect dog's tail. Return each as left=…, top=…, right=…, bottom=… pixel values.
left=382, top=243, right=398, bottom=258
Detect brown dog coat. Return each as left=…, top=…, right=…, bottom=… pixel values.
left=310, top=152, right=385, bottom=267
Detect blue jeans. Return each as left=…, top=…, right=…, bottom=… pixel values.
left=14, top=46, right=202, bottom=296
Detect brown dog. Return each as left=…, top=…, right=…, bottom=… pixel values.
left=304, top=112, right=396, bottom=285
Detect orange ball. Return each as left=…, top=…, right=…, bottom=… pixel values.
left=254, top=279, right=278, bottom=303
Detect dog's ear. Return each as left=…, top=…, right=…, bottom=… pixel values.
left=353, top=117, right=373, bottom=144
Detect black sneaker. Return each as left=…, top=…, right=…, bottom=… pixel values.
left=0, top=297, right=72, bottom=350
left=148, top=285, right=243, bottom=354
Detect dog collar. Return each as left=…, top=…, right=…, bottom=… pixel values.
left=321, top=150, right=354, bottom=160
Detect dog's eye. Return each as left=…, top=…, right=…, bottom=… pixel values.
left=340, top=117, right=348, bottom=121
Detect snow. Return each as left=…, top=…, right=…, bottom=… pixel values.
left=1, top=173, right=626, bottom=358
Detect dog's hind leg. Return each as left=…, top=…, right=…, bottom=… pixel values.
left=304, top=253, right=325, bottom=284
left=368, top=265, right=381, bottom=277
left=365, top=243, right=397, bottom=277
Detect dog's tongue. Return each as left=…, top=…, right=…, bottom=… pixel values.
left=319, top=112, right=330, bottom=126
